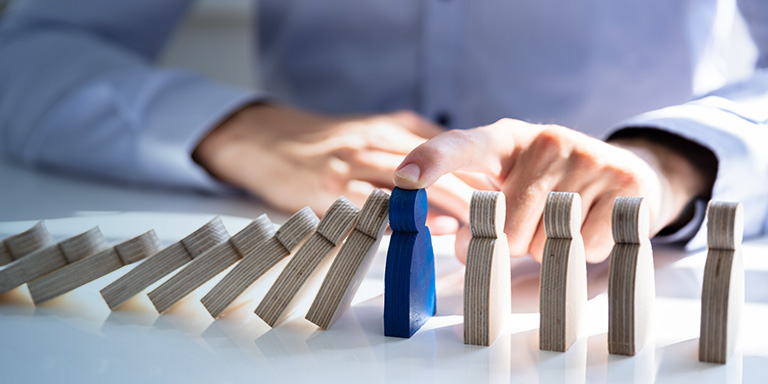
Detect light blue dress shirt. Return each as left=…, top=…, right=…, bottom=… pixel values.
left=1, top=0, right=767, bottom=249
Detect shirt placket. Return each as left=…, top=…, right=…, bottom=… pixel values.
left=421, top=0, right=465, bottom=129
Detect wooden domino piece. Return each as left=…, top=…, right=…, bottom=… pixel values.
left=201, top=207, right=319, bottom=318
left=306, top=189, right=390, bottom=330
left=464, top=191, right=511, bottom=346
left=100, top=217, right=230, bottom=310
left=255, top=197, right=360, bottom=327
left=700, top=201, right=744, bottom=364
left=0, top=221, right=55, bottom=266
left=539, top=192, right=587, bottom=352
left=0, top=227, right=108, bottom=294
left=384, top=187, right=436, bottom=338
left=148, top=214, right=275, bottom=313
left=27, top=231, right=161, bottom=304
left=608, top=196, right=654, bottom=356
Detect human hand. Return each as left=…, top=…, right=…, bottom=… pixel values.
left=193, top=104, right=475, bottom=234
left=393, top=119, right=714, bottom=263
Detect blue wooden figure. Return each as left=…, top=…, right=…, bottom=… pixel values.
left=384, top=187, right=436, bottom=338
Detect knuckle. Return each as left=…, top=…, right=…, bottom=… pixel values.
left=389, top=110, right=422, bottom=126
left=568, top=148, right=603, bottom=171
left=531, top=125, right=571, bottom=158
left=611, top=168, right=645, bottom=195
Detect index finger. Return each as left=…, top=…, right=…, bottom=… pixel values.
left=393, top=121, right=525, bottom=190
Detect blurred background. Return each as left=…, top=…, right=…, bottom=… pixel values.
left=0, top=0, right=759, bottom=97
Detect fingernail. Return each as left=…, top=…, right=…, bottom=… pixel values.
left=395, top=163, right=421, bottom=183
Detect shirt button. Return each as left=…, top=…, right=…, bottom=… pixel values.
left=435, top=112, right=452, bottom=127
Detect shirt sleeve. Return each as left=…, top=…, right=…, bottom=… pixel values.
left=0, top=0, right=268, bottom=193
left=607, top=0, right=768, bottom=250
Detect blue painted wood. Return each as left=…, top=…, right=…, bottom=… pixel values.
left=384, top=187, right=436, bottom=338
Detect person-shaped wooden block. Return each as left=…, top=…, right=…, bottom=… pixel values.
left=101, top=217, right=230, bottom=310
left=0, top=227, right=108, bottom=294
left=306, top=189, right=390, bottom=330
left=700, top=201, right=744, bottom=364
left=539, top=192, right=587, bottom=352
left=27, top=231, right=161, bottom=305
left=254, top=197, right=359, bottom=327
left=384, top=187, right=436, bottom=338
left=464, top=190, right=511, bottom=346
left=0, top=221, right=54, bottom=266
left=608, top=196, right=654, bottom=356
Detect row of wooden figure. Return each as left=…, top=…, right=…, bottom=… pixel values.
left=461, top=191, right=743, bottom=366
left=0, top=189, right=742, bottom=364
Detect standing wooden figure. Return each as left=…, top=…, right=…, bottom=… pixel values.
left=700, top=201, right=744, bottom=364
left=539, top=192, right=587, bottom=352
left=464, top=191, right=511, bottom=346
left=384, top=187, right=436, bottom=338
left=608, top=196, right=654, bottom=356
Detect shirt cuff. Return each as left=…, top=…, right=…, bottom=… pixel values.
left=137, top=72, right=272, bottom=194
left=606, top=98, right=768, bottom=250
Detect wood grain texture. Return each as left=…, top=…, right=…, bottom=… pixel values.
left=706, top=201, right=744, bottom=251
left=255, top=197, right=359, bottom=327
left=0, top=227, right=107, bottom=294
left=0, top=221, right=55, bottom=266
left=608, top=197, right=654, bottom=356
left=148, top=215, right=274, bottom=313
left=539, top=192, right=586, bottom=352
left=201, top=207, right=319, bottom=319
left=612, top=197, right=650, bottom=244
left=306, top=189, right=390, bottom=330
left=464, top=191, right=510, bottom=346
left=700, top=201, right=744, bottom=364
left=543, top=192, right=581, bottom=239
left=100, top=217, right=230, bottom=310
left=384, top=187, right=436, bottom=338
left=27, top=231, right=161, bottom=305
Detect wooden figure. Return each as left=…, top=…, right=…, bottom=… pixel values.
left=254, top=197, right=359, bottom=327
left=306, top=189, right=390, bottom=330
left=0, top=227, right=108, bottom=294
left=464, top=190, right=511, bottom=346
left=700, top=201, right=744, bottom=364
left=539, top=192, right=587, bottom=352
left=0, top=221, right=54, bottom=266
left=148, top=215, right=274, bottom=313
left=201, top=207, right=319, bottom=318
left=100, top=217, right=230, bottom=310
left=27, top=231, right=161, bottom=305
left=384, top=187, right=436, bottom=338
left=608, top=196, right=654, bottom=356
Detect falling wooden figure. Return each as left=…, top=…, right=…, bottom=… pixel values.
left=539, top=192, right=587, bottom=352
left=700, top=201, right=744, bottom=364
left=100, top=217, right=230, bottom=310
left=0, top=221, right=55, bottom=266
left=608, top=196, right=654, bottom=356
left=0, top=227, right=108, bottom=294
left=384, top=187, right=436, bottom=338
left=27, top=231, right=161, bottom=305
left=148, top=215, right=275, bottom=313
left=201, top=207, right=319, bottom=319
left=306, top=189, right=390, bottom=330
left=464, top=191, right=511, bottom=346
left=255, top=197, right=359, bottom=327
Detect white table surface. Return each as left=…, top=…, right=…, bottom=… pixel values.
left=1, top=159, right=767, bottom=383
